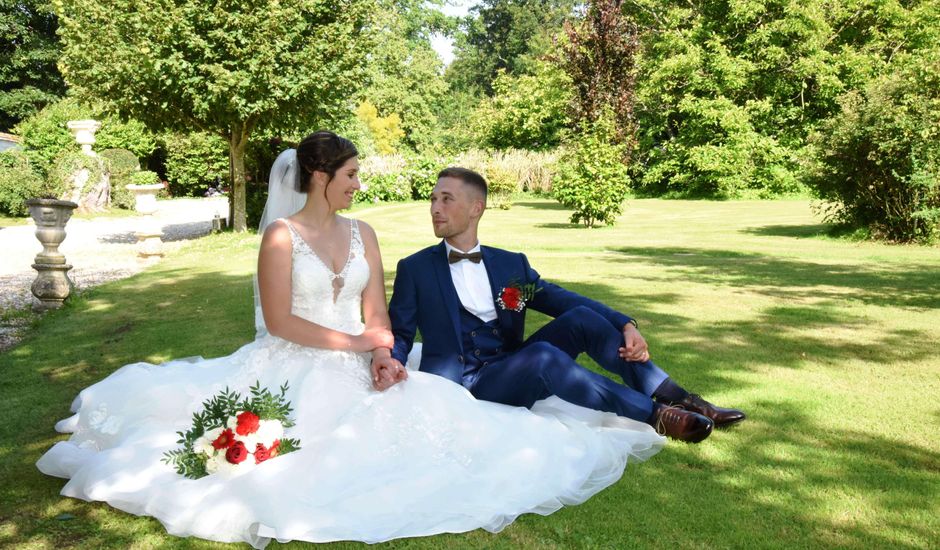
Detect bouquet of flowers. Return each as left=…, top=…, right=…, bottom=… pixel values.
left=163, top=381, right=301, bottom=479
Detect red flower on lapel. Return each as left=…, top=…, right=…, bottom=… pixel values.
left=497, top=280, right=539, bottom=312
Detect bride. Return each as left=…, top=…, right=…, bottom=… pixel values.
left=37, top=131, right=664, bottom=548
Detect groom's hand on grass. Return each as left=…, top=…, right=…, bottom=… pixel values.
left=371, top=352, right=408, bottom=391
left=619, top=323, right=650, bottom=362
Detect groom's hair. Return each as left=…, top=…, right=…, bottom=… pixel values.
left=437, top=167, right=487, bottom=202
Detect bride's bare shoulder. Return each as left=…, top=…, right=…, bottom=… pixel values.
left=260, top=219, right=292, bottom=249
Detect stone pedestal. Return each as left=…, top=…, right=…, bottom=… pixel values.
left=126, top=183, right=165, bottom=262
left=25, top=198, right=78, bottom=310
left=67, top=119, right=101, bottom=157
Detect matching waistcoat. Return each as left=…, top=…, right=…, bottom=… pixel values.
left=458, top=307, right=508, bottom=387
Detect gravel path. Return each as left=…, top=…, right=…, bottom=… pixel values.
left=0, top=197, right=229, bottom=351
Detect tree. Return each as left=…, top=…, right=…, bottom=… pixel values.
left=55, top=0, right=375, bottom=231
left=447, top=0, right=576, bottom=96
left=0, top=0, right=66, bottom=131
left=470, top=60, right=572, bottom=150
left=560, top=0, right=640, bottom=153
left=622, top=0, right=939, bottom=198
left=806, top=47, right=940, bottom=242
left=360, top=2, right=449, bottom=151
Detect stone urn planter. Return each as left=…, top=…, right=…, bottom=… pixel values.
left=25, top=198, right=78, bottom=310
left=126, top=183, right=165, bottom=261
left=66, top=119, right=101, bottom=156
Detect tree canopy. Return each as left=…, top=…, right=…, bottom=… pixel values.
left=0, top=0, right=65, bottom=131
left=55, top=0, right=376, bottom=230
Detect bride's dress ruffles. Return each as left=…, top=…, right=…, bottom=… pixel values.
left=37, top=218, right=664, bottom=548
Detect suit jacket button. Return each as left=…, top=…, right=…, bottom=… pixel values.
left=471, top=331, right=477, bottom=337
left=458, top=355, right=464, bottom=363
left=474, top=349, right=481, bottom=356
left=483, top=361, right=489, bottom=367
left=492, top=329, right=499, bottom=335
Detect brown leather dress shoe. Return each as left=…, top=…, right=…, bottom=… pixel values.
left=654, top=405, right=714, bottom=443
left=670, top=394, right=746, bottom=428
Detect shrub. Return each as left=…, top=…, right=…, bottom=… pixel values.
left=163, top=131, right=229, bottom=197
left=452, top=149, right=489, bottom=175
left=130, top=170, right=159, bottom=185
left=494, top=149, right=559, bottom=194
left=14, top=97, right=155, bottom=175
left=358, top=172, right=411, bottom=203
left=48, top=150, right=105, bottom=200
left=0, top=149, right=45, bottom=216
left=356, top=101, right=404, bottom=155
left=470, top=61, right=572, bottom=151
left=554, top=115, right=629, bottom=227
left=358, top=154, right=407, bottom=203
left=356, top=153, right=450, bottom=203
left=805, top=49, right=940, bottom=243
left=483, top=163, right=516, bottom=209
left=100, top=148, right=140, bottom=209
left=403, top=153, right=449, bottom=200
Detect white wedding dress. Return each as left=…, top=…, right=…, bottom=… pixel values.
left=37, top=218, right=664, bottom=548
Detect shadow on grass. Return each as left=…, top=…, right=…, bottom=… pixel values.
left=535, top=222, right=582, bottom=229
left=1, top=264, right=937, bottom=548
left=514, top=201, right=569, bottom=211
left=98, top=221, right=215, bottom=244
left=0, top=266, right=259, bottom=547
left=548, top=278, right=937, bottom=399
left=619, top=399, right=940, bottom=549
left=743, top=223, right=833, bottom=239
left=606, top=246, right=940, bottom=310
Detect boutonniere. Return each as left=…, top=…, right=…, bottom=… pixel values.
left=497, top=280, right=540, bottom=312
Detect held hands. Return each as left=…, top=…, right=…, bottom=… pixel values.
left=619, top=323, right=650, bottom=362
left=370, top=354, right=408, bottom=391
left=356, top=327, right=394, bottom=352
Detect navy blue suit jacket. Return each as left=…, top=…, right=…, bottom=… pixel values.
left=389, top=241, right=634, bottom=385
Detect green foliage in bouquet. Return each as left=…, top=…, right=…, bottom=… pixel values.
left=162, top=382, right=301, bottom=480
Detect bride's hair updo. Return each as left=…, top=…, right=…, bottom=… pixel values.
left=296, top=131, right=358, bottom=193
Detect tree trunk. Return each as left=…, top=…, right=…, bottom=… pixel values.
left=227, top=121, right=252, bottom=232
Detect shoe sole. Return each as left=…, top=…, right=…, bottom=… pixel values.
left=714, top=416, right=746, bottom=429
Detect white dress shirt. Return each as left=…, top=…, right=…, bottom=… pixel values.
left=445, top=241, right=498, bottom=322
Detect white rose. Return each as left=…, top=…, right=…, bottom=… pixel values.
left=213, top=455, right=242, bottom=477
left=226, top=415, right=239, bottom=430
left=205, top=453, right=224, bottom=474
left=256, top=420, right=284, bottom=446
left=239, top=433, right=261, bottom=450
left=194, top=436, right=214, bottom=456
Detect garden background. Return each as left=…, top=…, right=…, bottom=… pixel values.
left=1, top=0, right=938, bottom=548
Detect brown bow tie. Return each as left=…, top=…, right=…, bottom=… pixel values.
left=448, top=250, right=482, bottom=264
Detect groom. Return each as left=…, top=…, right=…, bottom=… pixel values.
left=373, top=167, right=745, bottom=442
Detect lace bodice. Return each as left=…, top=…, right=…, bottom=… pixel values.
left=282, top=218, right=368, bottom=335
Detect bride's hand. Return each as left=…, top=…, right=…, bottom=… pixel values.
left=371, top=356, right=408, bottom=391
left=356, top=327, right=394, bottom=352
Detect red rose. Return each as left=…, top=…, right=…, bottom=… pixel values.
left=235, top=411, right=260, bottom=436
left=225, top=441, right=249, bottom=464
left=211, top=428, right=236, bottom=450
left=269, top=439, right=281, bottom=458
left=501, top=287, right=522, bottom=310
left=254, top=443, right=270, bottom=464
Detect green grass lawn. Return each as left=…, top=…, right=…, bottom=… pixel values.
left=1, top=198, right=938, bottom=549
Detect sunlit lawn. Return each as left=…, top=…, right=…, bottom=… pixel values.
left=1, top=198, right=938, bottom=549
